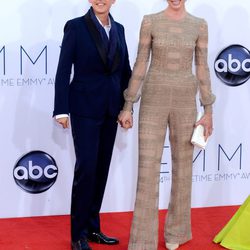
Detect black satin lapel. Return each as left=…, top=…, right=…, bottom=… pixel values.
left=110, top=28, right=121, bottom=73
left=111, top=43, right=121, bottom=73
left=84, top=13, right=108, bottom=68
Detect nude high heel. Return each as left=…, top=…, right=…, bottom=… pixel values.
left=166, top=242, right=179, bottom=250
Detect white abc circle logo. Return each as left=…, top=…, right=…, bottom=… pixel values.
left=214, top=44, right=250, bottom=86
left=14, top=161, right=57, bottom=180
left=13, top=151, right=58, bottom=194
left=215, top=54, right=250, bottom=73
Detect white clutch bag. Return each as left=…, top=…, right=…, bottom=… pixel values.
left=191, top=111, right=208, bottom=149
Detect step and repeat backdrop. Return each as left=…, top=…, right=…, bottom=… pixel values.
left=0, top=0, right=250, bottom=218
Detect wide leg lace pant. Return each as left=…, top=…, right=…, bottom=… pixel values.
left=128, top=82, right=197, bottom=250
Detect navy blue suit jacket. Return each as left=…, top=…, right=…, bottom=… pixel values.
left=53, top=12, right=131, bottom=118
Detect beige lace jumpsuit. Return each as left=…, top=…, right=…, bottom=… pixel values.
left=123, top=11, right=216, bottom=250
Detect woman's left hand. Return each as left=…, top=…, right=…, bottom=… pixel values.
left=195, top=113, right=213, bottom=141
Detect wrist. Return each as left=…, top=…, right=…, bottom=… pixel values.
left=123, top=109, right=133, bottom=115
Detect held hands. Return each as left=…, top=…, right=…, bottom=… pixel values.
left=195, top=113, right=213, bottom=141
left=56, top=117, right=69, bottom=129
left=118, top=110, right=133, bottom=129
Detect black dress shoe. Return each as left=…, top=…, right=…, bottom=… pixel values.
left=88, top=232, right=119, bottom=245
left=71, top=239, right=92, bottom=250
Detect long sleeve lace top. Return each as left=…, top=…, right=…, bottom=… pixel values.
left=123, top=11, right=215, bottom=113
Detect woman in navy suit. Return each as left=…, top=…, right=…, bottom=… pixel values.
left=53, top=1, right=131, bottom=249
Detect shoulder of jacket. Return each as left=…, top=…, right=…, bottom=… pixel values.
left=65, top=16, right=84, bottom=26
left=114, top=21, right=124, bottom=30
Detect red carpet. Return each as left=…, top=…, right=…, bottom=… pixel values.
left=0, top=206, right=238, bottom=250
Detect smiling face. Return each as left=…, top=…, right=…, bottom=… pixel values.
left=88, top=0, right=115, bottom=16
left=167, top=0, right=186, bottom=11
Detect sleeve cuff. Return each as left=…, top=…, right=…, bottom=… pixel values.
left=55, top=114, right=69, bottom=119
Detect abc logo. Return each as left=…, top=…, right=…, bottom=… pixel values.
left=214, top=44, right=250, bottom=86
left=13, top=151, right=58, bottom=194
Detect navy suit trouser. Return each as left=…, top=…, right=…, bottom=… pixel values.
left=70, top=113, right=118, bottom=242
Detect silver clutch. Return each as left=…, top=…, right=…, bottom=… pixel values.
left=191, top=112, right=208, bottom=149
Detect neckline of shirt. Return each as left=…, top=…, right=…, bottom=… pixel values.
left=162, top=11, right=188, bottom=22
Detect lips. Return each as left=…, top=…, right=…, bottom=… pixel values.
left=170, top=0, right=181, bottom=6
left=96, top=1, right=105, bottom=6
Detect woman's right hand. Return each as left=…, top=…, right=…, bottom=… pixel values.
left=118, top=110, right=133, bottom=129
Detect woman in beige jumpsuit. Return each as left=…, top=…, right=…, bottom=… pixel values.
left=118, top=0, right=215, bottom=249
